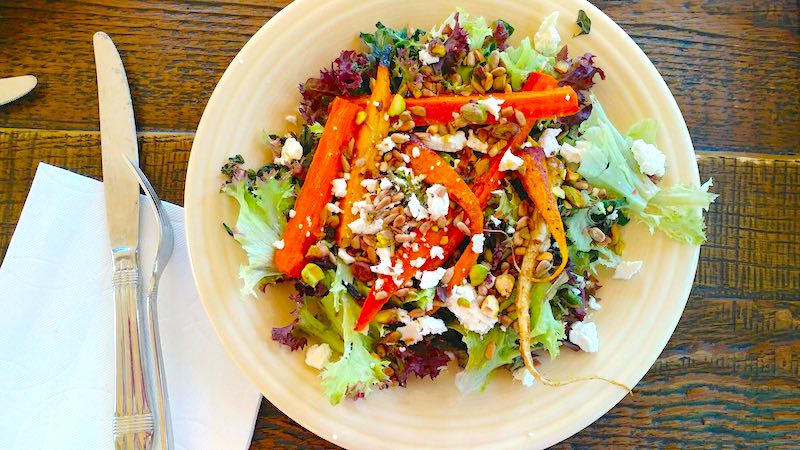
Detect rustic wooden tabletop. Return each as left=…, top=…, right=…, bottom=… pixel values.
left=1, top=0, right=798, bottom=448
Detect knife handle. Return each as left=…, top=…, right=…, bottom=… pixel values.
left=111, top=249, right=154, bottom=450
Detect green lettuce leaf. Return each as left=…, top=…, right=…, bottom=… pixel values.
left=626, top=119, right=658, bottom=144
left=319, top=262, right=388, bottom=405
left=578, top=97, right=716, bottom=244
left=564, top=208, right=594, bottom=252
left=405, top=287, right=436, bottom=311
left=221, top=172, right=296, bottom=296
left=457, top=9, right=493, bottom=50
left=527, top=282, right=565, bottom=359
left=499, top=37, right=554, bottom=90
left=454, top=326, right=519, bottom=393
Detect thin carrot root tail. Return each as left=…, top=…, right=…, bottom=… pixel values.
left=523, top=362, right=632, bottom=393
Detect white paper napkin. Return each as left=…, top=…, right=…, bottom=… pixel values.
left=0, top=163, right=262, bottom=450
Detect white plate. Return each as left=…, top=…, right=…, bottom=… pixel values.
left=185, top=1, right=700, bottom=448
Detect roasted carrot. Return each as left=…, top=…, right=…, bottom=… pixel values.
left=517, top=146, right=568, bottom=282
left=337, top=64, right=392, bottom=246
left=274, top=97, right=360, bottom=277
left=522, top=72, right=559, bottom=91
left=396, top=87, right=578, bottom=125
left=403, top=141, right=484, bottom=289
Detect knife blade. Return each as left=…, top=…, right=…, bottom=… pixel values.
left=94, top=31, right=154, bottom=450
left=0, top=75, right=37, bottom=106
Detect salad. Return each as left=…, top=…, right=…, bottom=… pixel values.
left=220, top=9, right=716, bottom=404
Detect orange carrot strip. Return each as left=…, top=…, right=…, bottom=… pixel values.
left=517, top=146, right=568, bottom=281
left=400, top=87, right=578, bottom=125
left=522, top=72, right=559, bottom=91
left=402, top=141, right=484, bottom=289
left=337, top=64, right=391, bottom=245
left=274, top=98, right=360, bottom=277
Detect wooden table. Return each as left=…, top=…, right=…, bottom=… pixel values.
left=1, top=1, right=798, bottom=447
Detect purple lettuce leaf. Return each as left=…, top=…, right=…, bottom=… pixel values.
left=388, top=339, right=452, bottom=387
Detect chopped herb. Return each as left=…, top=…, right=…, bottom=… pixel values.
left=575, top=10, right=591, bottom=37
left=222, top=222, right=234, bottom=237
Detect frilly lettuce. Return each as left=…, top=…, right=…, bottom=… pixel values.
left=527, top=282, right=565, bottom=359
left=456, top=9, right=493, bottom=50
left=318, top=262, right=389, bottom=404
left=454, top=326, right=519, bottom=393
left=577, top=97, right=717, bottom=245
left=221, top=170, right=296, bottom=296
left=499, top=37, right=554, bottom=90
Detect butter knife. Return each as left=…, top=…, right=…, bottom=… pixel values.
left=0, top=75, right=37, bottom=106
left=94, top=31, right=170, bottom=450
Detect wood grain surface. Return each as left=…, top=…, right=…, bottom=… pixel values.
left=1, top=0, right=798, bottom=448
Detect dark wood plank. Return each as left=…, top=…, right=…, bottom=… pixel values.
left=1, top=128, right=797, bottom=448
left=0, top=0, right=798, bottom=156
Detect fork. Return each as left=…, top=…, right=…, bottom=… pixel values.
left=124, top=157, right=175, bottom=450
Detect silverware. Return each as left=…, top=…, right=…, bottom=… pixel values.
left=124, top=156, right=175, bottom=450
left=94, top=31, right=169, bottom=450
left=0, top=75, right=37, bottom=106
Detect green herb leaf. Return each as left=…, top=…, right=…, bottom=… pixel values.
left=575, top=10, right=591, bottom=37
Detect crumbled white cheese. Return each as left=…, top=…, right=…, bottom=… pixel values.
left=377, top=136, right=396, bottom=155
left=331, top=178, right=347, bottom=198
left=569, top=321, right=599, bottom=353
left=513, top=367, right=536, bottom=387
left=285, top=114, right=298, bottom=125
left=348, top=215, right=384, bottom=235
left=466, top=129, right=489, bottom=153
left=631, top=139, right=666, bottom=177
left=411, top=146, right=421, bottom=158
left=488, top=216, right=500, bottom=226
left=559, top=140, right=589, bottom=164
left=410, top=257, right=427, bottom=268
left=397, top=315, right=448, bottom=345
left=425, top=184, right=450, bottom=219
left=421, top=131, right=467, bottom=153
left=288, top=209, right=297, bottom=218
left=446, top=283, right=497, bottom=334
left=613, top=260, right=643, bottom=280
left=534, top=11, right=561, bottom=56
left=304, top=343, right=332, bottom=370
left=499, top=149, right=524, bottom=171
left=407, top=194, right=429, bottom=220
left=338, top=248, right=355, bottom=264
left=360, top=178, right=379, bottom=192
left=418, top=267, right=447, bottom=289
left=538, top=128, right=562, bottom=157
left=429, top=246, right=445, bottom=259
left=471, top=234, right=485, bottom=253
left=419, top=47, right=440, bottom=65
left=274, top=137, right=304, bottom=165
left=477, top=96, right=505, bottom=120
left=371, top=247, right=403, bottom=277
left=325, top=203, right=341, bottom=214
left=379, top=177, right=393, bottom=191
left=587, top=296, right=602, bottom=311
left=272, top=239, right=285, bottom=250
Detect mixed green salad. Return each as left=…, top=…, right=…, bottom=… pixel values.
left=221, top=9, right=716, bottom=404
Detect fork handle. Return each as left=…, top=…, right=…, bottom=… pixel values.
left=141, top=281, right=174, bottom=450
left=112, top=249, right=153, bottom=450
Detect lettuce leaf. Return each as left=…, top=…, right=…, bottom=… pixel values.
left=499, top=37, right=554, bottom=90
left=457, top=9, right=493, bottom=50
left=626, top=119, right=658, bottom=145
left=319, top=262, right=389, bottom=404
left=221, top=171, right=296, bottom=296
left=577, top=97, right=716, bottom=244
left=527, top=282, right=565, bottom=359
left=454, top=326, right=519, bottom=393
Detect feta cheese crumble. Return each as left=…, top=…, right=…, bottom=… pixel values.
left=348, top=215, right=384, bottom=235
left=419, top=47, right=440, bottom=65
left=534, top=11, right=561, bottom=56
left=559, top=140, right=590, bottom=164
left=274, top=136, right=304, bottom=165
left=409, top=257, right=427, bottom=268
left=272, top=239, right=285, bottom=250
left=499, top=149, right=523, bottom=171
left=331, top=178, right=347, bottom=198
left=471, top=234, right=485, bottom=253
left=466, top=129, right=489, bottom=153
left=337, top=248, right=355, bottom=264
left=325, top=202, right=342, bottom=214
left=446, top=283, right=497, bottom=334
left=418, top=267, right=447, bottom=289
left=421, top=131, right=467, bottom=153
left=407, top=194, right=428, bottom=220
left=569, top=321, right=599, bottom=353
left=397, top=315, right=448, bottom=345
left=477, top=96, right=504, bottom=120
left=379, top=177, right=393, bottom=190
left=305, top=343, right=332, bottom=370
left=538, top=128, right=562, bottom=157
left=429, top=246, right=445, bottom=259
left=425, top=184, right=450, bottom=220
left=513, top=367, right=536, bottom=387
left=360, top=178, right=379, bottom=192
left=613, top=260, right=643, bottom=280
left=376, top=136, right=396, bottom=155
left=631, top=139, right=666, bottom=177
